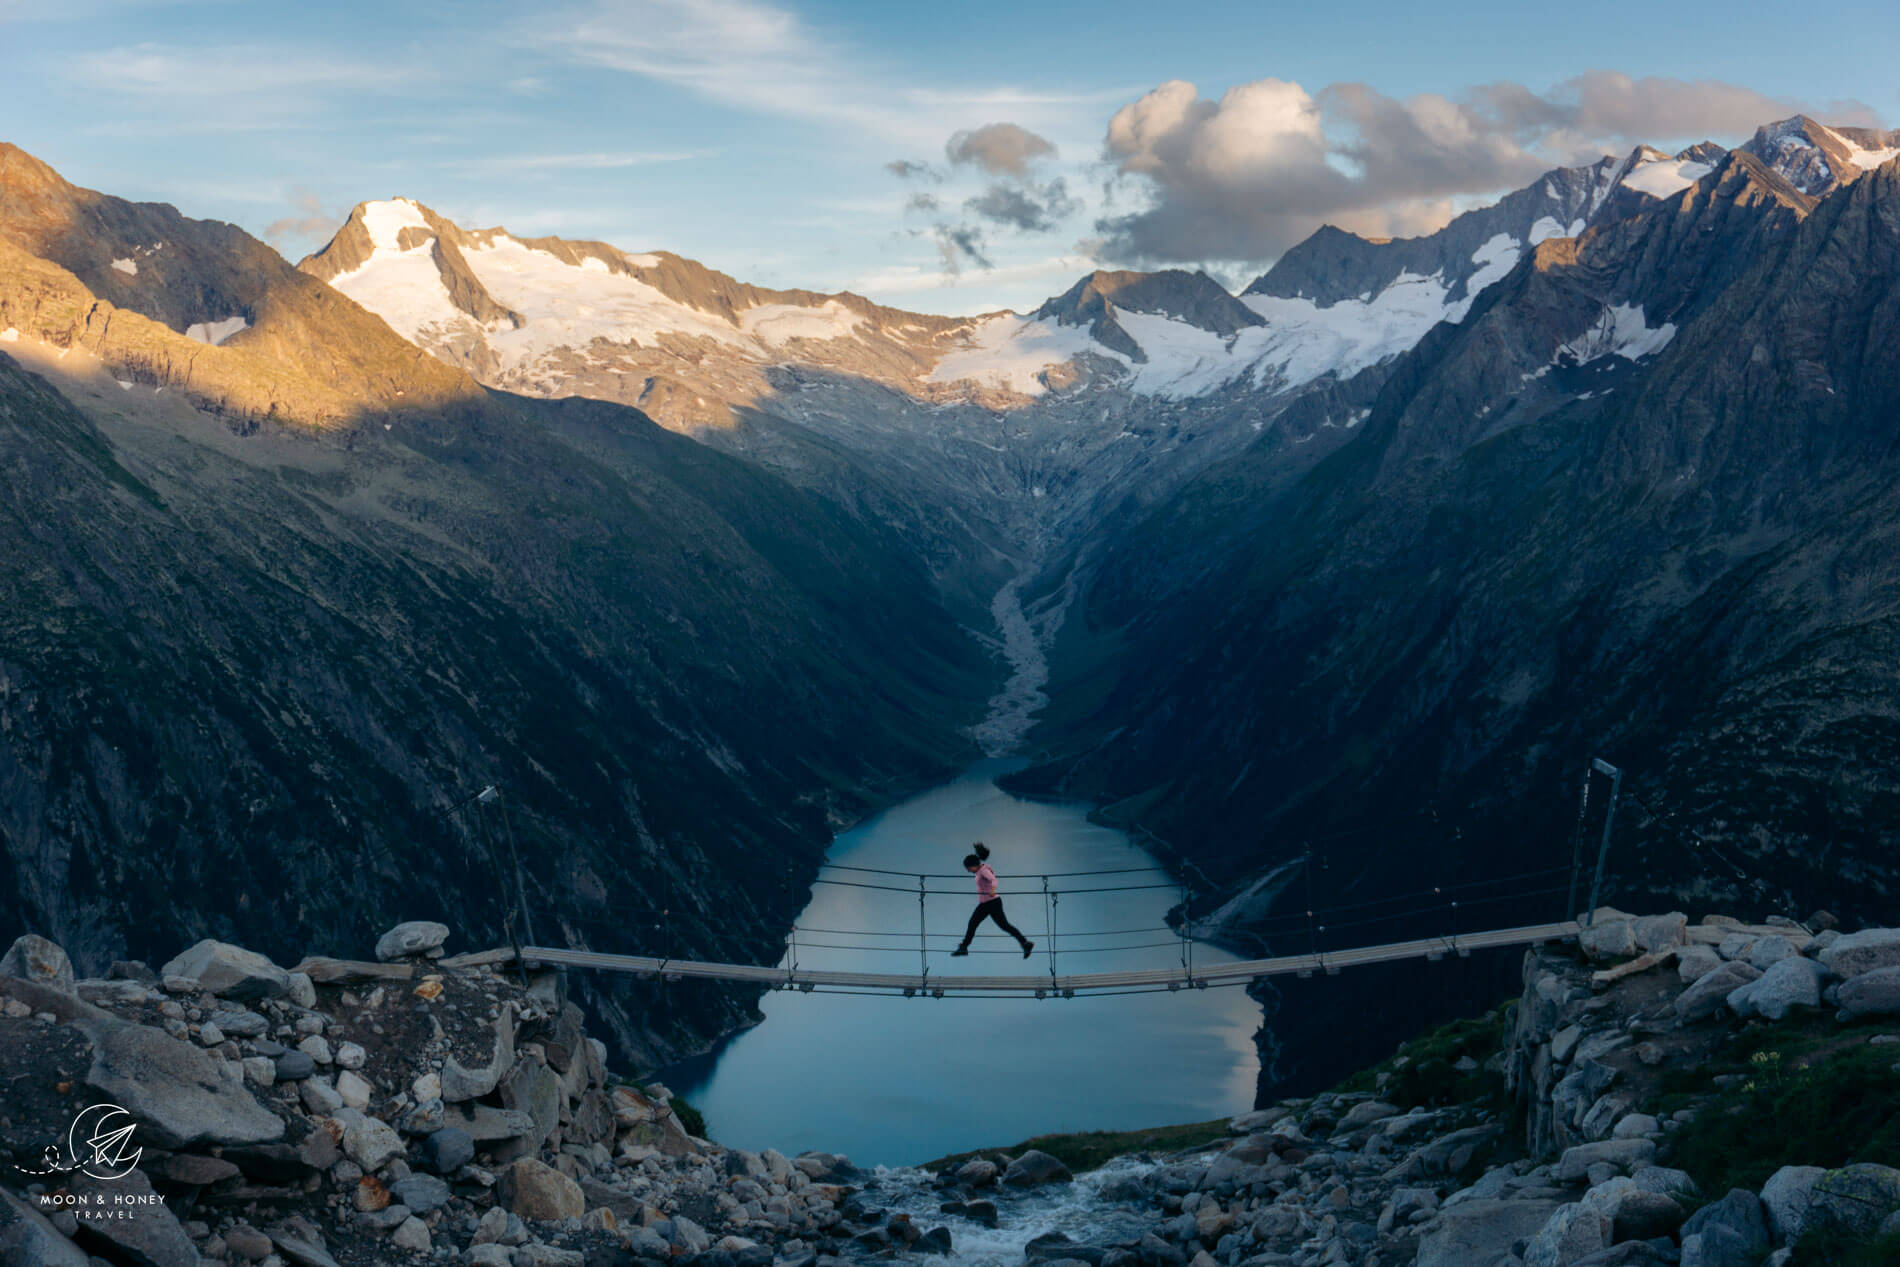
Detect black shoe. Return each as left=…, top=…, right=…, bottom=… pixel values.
left=950, top=946, right=969, bottom=957
left=1022, top=941, right=1035, bottom=959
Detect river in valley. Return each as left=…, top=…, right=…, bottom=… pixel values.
left=663, top=762, right=1262, bottom=1167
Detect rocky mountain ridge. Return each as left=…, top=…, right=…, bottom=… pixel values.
left=0, top=157, right=992, bottom=1070
left=10, top=904, right=1900, bottom=1266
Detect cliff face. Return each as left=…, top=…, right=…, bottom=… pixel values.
left=1009, top=155, right=1900, bottom=1091
left=0, top=169, right=990, bottom=1068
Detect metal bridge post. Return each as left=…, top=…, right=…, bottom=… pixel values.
left=1565, top=767, right=1593, bottom=923
left=1584, top=760, right=1623, bottom=927
left=1185, top=886, right=1194, bottom=986
left=1048, top=884, right=1060, bottom=987
left=917, top=875, right=928, bottom=987
left=1177, top=882, right=1189, bottom=981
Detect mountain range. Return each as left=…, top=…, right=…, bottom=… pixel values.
left=3, top=111, right=1898, bottom=1085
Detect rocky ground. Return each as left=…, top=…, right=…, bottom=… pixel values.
left=7, top=909, right=1900, bottom=1267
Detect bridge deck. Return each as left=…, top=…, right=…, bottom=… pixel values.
left=519, top=920, right=1578, bottom=995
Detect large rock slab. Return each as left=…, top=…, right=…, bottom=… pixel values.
left=1415, top=1199, right=1562, bottom=1267
left=1806, top=1163, right=1900, bottom=1240
left=1761, top=1165, right=1824, bottom=1245
left=440, top=1004, right=516, bottom=1102
left=1580, top=920, right=1638, bottom=962
left=69, top=1168, right=202, bottom=1266
left=81, top=1016, right=284, bottom=1148
left=1837, top=966, right=1900, bottom=1019
left=0, top=1188, right=90, bottom=1266
left=1726, top=957, right=1829, bottom=1020
left=374, top=921, right=450, bottom=961
left=1556, top=1139, right=1656, bottom=1182
left=1674, top=961, right=1761, bottom=1021
left=499, top=1056, right=562, bottom=1152
left=1681, top=1189, right=1767, bottom=1253
left=1524, top=1200, right=1612, bottom=1267
left=500, top=1157, right=584, bottom=1222
left=160, top=940, right=290, bottom=1001
left=1631, top=913, right=1688, bottom=954
left=1819, top=928, right=1900, bottom=978
left=1, top=933, right=75, bottom=991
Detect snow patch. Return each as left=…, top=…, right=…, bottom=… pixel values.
left=111, top=257, right=138, bottom=276
left=1556, top=303, right=1677, bottom=366
left=185, top=315, right=249, bottom=346
left=1466, top=234, right=1521, bottom=294
left=1622, top=157, right=1713, bottom=200
left=1241, top=269, right=1466, bottom=390
left=359, top=198, right=431, bottom=251
left=1116, top=311, right=1256, bottom=398
left=1843, top=141, right=1900, bottom=171
left=1527, top=215, right=1587, bottom=245
left=466, top=236, right=747, bottom=363
left=928, top=314, right=1118, bottom=396
left=738, top=300, right=863, bottom=345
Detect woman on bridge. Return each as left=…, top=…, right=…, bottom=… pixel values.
left=951, top=843, right=1034, bottom=959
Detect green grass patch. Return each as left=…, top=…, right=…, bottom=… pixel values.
left=1659, top=1019, right=1900, bottom=1197
left=668, top=1096, right=708, bottom=1140
left=921, top=1119, right=1232, bottom=1175
left=1333, top=1002, right=1514, bottom=1112
left=1794, top=1229, right=1900, bottom=1267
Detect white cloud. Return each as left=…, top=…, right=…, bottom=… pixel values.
left=443, top=150, right=717, bottom=176
left=1095, top=72, right=1881, bottom=267
left=540, top=0, right=1101, bottom=149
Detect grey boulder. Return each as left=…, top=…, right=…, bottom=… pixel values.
left=1805, top=1163, right=1900, bottom=1240
left=1674, top=961, right=1761, bottom=1021
left=1, top=933, right=75, bottom=991
left=160, top=940, right=290, bottom=1001
left=1726, top=957, right=1829, bottom=1020
left=1415, top=1199, right=1562, bottom=1267
left=82, top=1015, right=284, bottom=1148
left=1003, top=1149, right=1074, bottom=1186
left=374, top=921, right=450, bottom=962
left=1819, top=928, right=1900, bottom=978
left=1760, top=1165, right=1825, bottom=1244
left=1837, top=967, right=1900, bottom=1019
left=69, top=1168, right=202, bottom=1266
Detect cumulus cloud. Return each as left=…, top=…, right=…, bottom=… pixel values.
left=945, top=121, right=1057, bottom=176
left=1095, top=72, right=1877, bottom=267
left=904, top=191, right=943, bottom=214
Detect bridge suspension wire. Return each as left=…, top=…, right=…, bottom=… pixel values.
left=512, top=828, right=1594, bottom=1000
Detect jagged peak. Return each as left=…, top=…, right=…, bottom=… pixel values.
left=1034, top=268, right=1264, bottom=343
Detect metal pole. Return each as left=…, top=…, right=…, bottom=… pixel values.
left=918, top=875, right=928, bottom=985
left=1565, top=767, right=1593, bottom=922
left=1584, top=759, right=1622, bottom=926
left=1185, top=887, right=1194, bottom=985
left=1048, top=888, right=1059, bottom=986
left=1178, top=882, right=1190, bottom=976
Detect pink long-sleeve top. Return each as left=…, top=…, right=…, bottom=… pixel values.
left=974, top=862, right=997, bottom=901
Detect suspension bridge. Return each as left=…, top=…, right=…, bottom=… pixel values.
left=510, top=856, right=1594, bottom=999
left=433, top=757, right=1667, bottom=1001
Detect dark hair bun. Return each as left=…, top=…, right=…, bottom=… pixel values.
left=973, top=843, right=991, bottom=861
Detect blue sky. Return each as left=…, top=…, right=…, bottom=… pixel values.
left=5, top=0, right=1897, bottom=314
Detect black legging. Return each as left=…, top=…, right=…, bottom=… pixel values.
left=959, top=898, right=1030, bottom=950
